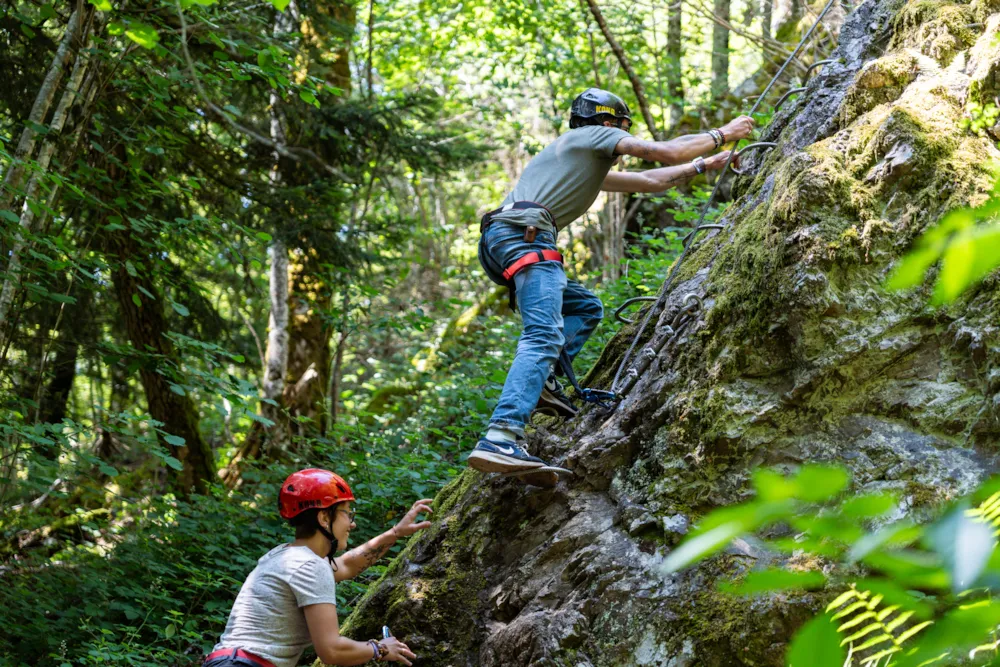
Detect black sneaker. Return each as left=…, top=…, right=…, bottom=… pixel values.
left=534, top=375, right=579, bottom=419
left=468, top=439, right=548, bottom=473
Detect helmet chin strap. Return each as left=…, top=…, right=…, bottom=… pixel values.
left=316, top=513, right=338, bottom=563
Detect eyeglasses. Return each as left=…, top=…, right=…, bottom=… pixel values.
left=336, top=509, right=356, bottom=522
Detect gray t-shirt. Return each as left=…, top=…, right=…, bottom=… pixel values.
left=490, top=125, right=631, bottom=232
left=214, top=544, right=337, bottom=667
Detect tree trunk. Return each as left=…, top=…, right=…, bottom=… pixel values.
left=0, top=25, right=95, bottom=329
left=666, top=0, right=684, bottom=130
left=36, top=281, right=96, bottom=431
left=338, top=4, right=1000, bottom=665
left=283, top=249, right=332, bottom=436
left=261, top=238, right=291, bottom=448
left=583, top=0, right=661, bottom=139
left=0, top=1, right=87, bottom=210
left=711, top=0, right=731, bottom=105
left=107, top=228, right=215, bottom=495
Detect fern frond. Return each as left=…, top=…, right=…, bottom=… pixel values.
left=828, top=585, right=932, bottom=666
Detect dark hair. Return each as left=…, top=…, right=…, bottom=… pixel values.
left=570, top=113, right=621, bottom=129
left=289, top=507, right=324, bottom=539
left=288, top=502, right=349, bottom=540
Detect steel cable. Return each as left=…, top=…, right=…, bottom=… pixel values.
left=608, top=0, right=840, bottom=396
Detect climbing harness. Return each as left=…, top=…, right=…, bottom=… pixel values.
left=480, top=201, right=562, bottom=311
left=502, top=249, right=564, bottom=282
left=608, top=0, right=840, bottom=400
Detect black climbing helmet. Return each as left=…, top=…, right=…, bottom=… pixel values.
left=569, top=88, right=632, bottom=130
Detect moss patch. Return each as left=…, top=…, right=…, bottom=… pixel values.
left=840, top=52, right=921, bottom=126
left=890, top=0, right=977, bottom=65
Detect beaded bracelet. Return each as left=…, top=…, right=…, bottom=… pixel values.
left=367, top=639, right=388, bottom=662
left=717, top=127, right=728, bottom=144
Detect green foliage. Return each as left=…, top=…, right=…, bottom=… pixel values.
left=665, top=463, right=1000, bottom=666
left=886, top=174, right=1000, bottom=303
left=787, top=613, right=847, bottom=667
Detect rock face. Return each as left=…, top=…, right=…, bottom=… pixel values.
left=343, top=0, right=1000, bottom=664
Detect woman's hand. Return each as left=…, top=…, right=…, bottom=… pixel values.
left=720, top=115, right=755, bottom=141
left=380, top=637, right=416, bottom=665
left=704, top=150, right=739, bottom=171
left=392, top=498, right=434, bottom=538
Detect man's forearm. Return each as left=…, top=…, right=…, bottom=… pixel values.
left=652, top=133, right=717, bottom=164
left=644, top=163, right=699, bottom=191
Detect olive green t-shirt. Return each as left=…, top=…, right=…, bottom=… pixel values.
left=489, top=125, right=631, bottom=233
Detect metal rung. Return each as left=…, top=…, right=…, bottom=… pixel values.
left=614, top=296, right=658, bottom=324
left=774, top=87, right=808, bottom=112
left=730, top=142, right=778, bottom=176
left=682, top=224, right=725, bottom=248
left=804, top=59, right=836, bottom=80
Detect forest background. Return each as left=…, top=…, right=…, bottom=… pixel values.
left=0, top=0, right=966, bottom=664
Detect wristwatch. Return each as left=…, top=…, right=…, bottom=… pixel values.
left=692, top=156, right=706, bottom=174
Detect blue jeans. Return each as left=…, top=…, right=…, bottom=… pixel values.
left=478, top=221, right=604, bottom=437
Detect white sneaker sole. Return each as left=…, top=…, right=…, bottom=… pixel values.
left=468, top=450, right=546, bottom=473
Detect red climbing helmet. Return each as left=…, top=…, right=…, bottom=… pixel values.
left=279, top=468, right=356, bottom=520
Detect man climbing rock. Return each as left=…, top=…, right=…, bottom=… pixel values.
left=468, top=88, right=754, bottom=474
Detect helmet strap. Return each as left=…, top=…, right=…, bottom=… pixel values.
left=316, top=512, right=338, bottom=564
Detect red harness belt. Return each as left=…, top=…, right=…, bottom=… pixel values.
left=204, top=648, right=275, bottom=667
left=502, top=249, right=563, bottom=281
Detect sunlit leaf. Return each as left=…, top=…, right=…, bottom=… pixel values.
left=124, top=22, right=160, bottom=49
left=662, top=521, right=746, bottom=573
left=269, top=0, right=291, bottom=10
left=786, top=613, right=845, bottom=667
left=663, top=501, right=793, bottom=572
left=849, top=522, right=923, bottom=562
left=885, top=244, right=942, bottom=292
left=752, top=468, right=797, bottom=502
left=87, top=0, right=112, bottom=10
left=862, top=549, right=949, bottom=589
left=719, top=568, right=826, bottom=596
left=926, top=505, right=995, bottom=591
left=840, top=493, right=899, bottom=518
left=932, top=225, right=1000, bottom=304
left=793, top=464, right=849, bottom=502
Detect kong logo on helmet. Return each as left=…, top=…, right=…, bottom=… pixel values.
left=569, top=88, right=632, bottom=129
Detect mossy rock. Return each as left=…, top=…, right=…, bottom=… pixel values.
left=890, top=0, right=978, bottom=65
